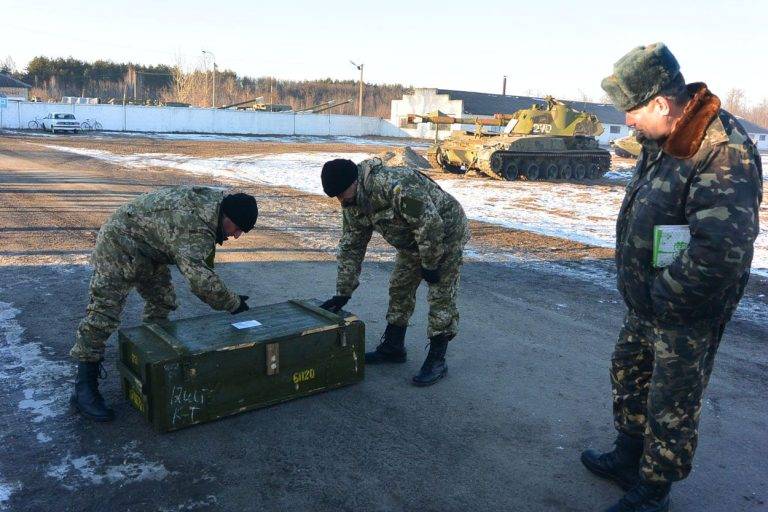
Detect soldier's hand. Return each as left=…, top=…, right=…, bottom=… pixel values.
left=231, top=295, right=250, bottom=315
left=421, top=267, right=440, bottom=284
left=319, top=295, right=350, bottom=314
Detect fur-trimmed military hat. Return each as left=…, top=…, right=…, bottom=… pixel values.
left=321, top=159, right=359, bottom=197
left=601, top=43, right=685, bottom=112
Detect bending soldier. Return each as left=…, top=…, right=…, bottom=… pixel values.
left=319, top=158, right=470, bottom=386
left=70, top=186, right=258, bottom=422
left=581, top=43, right=763, bottom=512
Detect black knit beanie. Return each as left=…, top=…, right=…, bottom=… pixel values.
left=221, top=193, right=258, bottom=232
left=321, top=159, right=359, bottom=197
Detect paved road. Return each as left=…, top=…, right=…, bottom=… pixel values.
left=0, top=139, right=766, bottom=511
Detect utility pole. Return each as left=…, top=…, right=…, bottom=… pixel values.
left=202, top=50, right=216, bottom=108
left=350, top=61, right=364, bottom=117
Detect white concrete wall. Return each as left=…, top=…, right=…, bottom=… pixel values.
left=598, top=124, right=631, bottom=145
left=390, top=89, right=464, bottom=125
left=0, top=100, right=409, bottom=138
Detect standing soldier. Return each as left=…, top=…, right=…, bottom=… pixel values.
left=70, top=186, right=258, bottom=422
left=581, top=43, right=762, bottom=511
left=319, top=158, right=470, bottom=386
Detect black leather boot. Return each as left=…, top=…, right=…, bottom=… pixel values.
left=581, top=432, right=644, bottom=490
left=70, top=361, right=115, bottom=422
left=411, top=334, right=450, bottom=386
left=604, top=481, right=671, bottom=512
left=365, top=324, right=407, bottom=364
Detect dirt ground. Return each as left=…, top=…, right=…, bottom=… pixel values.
left=0, top=133, right=765, bottom=512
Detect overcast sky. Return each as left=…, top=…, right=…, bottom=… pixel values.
left=3, top=0, right=766, bottom=104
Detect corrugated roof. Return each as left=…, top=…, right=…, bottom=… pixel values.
left=735, top=116, right=768, bottom=135
left=435, top=89, right=626, bottom=125
left=0, top=73, right=32, bottom=89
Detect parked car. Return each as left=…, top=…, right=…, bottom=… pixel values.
left=41, top=113, right=80, bottom=133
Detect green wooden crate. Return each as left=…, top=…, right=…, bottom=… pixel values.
left=117, top=299, right=365, bottom=432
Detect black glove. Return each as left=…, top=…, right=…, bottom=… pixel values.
left=421, top=267, right=440, bottom=284
left=231, top=295, right=250, bottom=315
left=319, top=295, right=350, bottom=314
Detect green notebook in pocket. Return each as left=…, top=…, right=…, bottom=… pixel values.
left=652, top=225, right=690, bottom=267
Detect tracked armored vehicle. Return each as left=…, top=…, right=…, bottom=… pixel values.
left=611, top=133, right=642, bottom=158
left=418, top=97, right=611, bottom=181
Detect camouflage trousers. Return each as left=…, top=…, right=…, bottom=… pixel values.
left=70, top=228, right=178, bottom=362
left=386, top=235, right=468, bottom=339
left=611, top=309, right=726, bottom=483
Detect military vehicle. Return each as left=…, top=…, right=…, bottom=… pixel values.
left=610, top=133, right=642, bottom=158
left=413, top=97, right=611, bottom=181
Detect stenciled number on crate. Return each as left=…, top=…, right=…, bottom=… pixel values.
left=292, top=368, right=316, bottom=386
left=128, top=387, right=145, bottom=413
left=170, top=385, right=213, bottom=426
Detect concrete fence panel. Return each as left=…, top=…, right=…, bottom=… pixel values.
left=1, top=101, right=411, bottom=139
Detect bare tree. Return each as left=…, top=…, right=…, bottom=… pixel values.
left=724, top=88, right=747, bottom=116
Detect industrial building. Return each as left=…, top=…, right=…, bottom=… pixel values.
left=391, top=88, right=768, bottom=150
left=0, top=74, right=32, bottom=101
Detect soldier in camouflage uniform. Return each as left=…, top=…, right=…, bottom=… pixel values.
left=581, top=44, right=763, bottom=512
left=70, top=186, right=258, bottom=422
left=318, top=158, right=470, bottom=386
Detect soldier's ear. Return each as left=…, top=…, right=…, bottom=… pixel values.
left=653, top=96, right=672, bottom=116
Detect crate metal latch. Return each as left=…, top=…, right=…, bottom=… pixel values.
left=266, top=343, right=279, bottom=376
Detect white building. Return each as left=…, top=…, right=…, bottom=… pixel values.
left=391, top=88, right=768, bottom=150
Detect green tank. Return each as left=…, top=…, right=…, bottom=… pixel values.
left=611, top=133, right=642, bottom=158
left=422, top=97, right=611, bottom=181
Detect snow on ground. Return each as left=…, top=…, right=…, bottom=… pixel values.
left=92, top=132, right=431, bottom=147
left=4, top=129, right=429, bottom=147
left=0, top=300, right=71, bottom=425
left=46, top=442, right=171, bottom=490
left=0, top=477, right=21, bottom=511
left=41, top=144, right=768, bottom=276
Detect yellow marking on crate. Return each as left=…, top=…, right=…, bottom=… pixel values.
left=128, top=388, right=145, bottom=413
left=292, top=368, right=316, bottom=385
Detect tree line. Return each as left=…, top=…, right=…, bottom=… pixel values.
left=1, top=56, right=410, bottom=118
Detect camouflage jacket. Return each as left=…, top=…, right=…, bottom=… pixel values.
left=336, top=158, right=469, bottom=296
left=103, top=186, right=240, bottom=312
left=616, top=84, right=763, bottom=324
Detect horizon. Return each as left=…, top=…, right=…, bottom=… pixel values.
left=3, top=0, right=767, bottom=105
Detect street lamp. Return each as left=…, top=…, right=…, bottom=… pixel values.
left=202, top=49, right=217, bottom=108
left=350, top=60, right=364, bottom=117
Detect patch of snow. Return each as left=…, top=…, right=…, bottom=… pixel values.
left=0, top=478, right=21, bottom=510
left=439, top=177, right=625, bottom=248
left=41, top=144, right=768, bottom=279
left=0, top=301, right=71, bottom=425
left=46, top=442, right=171, bottom=490
left=603, top=165, right=635, bottom=181
left=158, top=496, right=219, bottom=511
left=94, top=131, right=429, bottom=147
left=42, top=145, right=372, bottom=197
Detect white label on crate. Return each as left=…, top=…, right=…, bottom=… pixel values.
left=231, top=319, right=263, bottom=329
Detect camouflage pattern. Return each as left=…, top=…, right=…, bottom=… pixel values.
left=616, top=88, right=763, bottom=325
left=71, top=186, right=241, bottom=362
left=611, top=84, right=762, bottom=483
left=336, top=158, right=469, bottom=337
left=612, top=310, right=725, bottom=483
left=386, top=236, right=465, bottom=338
